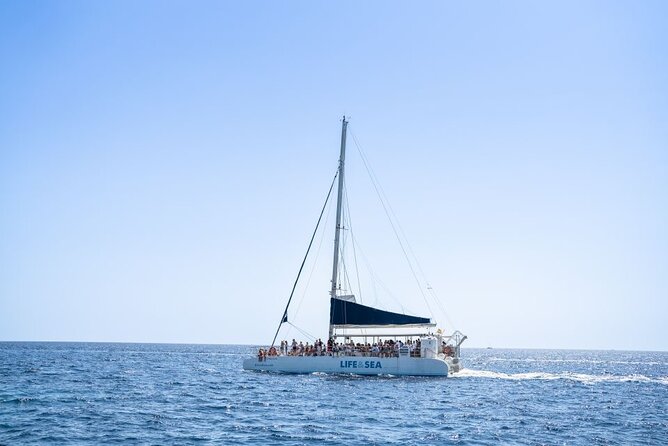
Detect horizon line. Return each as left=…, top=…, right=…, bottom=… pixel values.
left=1, top=340, right=666, bottom=353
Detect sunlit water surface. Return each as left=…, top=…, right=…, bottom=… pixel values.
left=1, top=343, right=666, bottom=445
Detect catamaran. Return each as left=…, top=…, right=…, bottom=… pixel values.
left=243, top=117, right=466, bottom=376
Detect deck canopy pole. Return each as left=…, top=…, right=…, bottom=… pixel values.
left=329, top=116, right=348, bottom=339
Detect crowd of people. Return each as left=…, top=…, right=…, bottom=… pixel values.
left=282, top=338, right=418, bottom=357
left=257, top=338, right=455, bottom=360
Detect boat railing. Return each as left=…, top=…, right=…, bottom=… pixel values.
left=449, top=330, right=467, bottom=358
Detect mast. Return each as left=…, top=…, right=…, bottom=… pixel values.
left=329, top=116, right=347, bottom=339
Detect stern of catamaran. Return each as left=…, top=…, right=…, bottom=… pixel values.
left=438, top=330, right=467, bottom=373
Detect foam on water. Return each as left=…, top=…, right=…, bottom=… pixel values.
left=453, top=368, right=668, bottom=385
left=486, top=356, right=667, bottom=366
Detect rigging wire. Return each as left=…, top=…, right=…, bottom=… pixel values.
left=343, top=182, right=363, bottom=304
left=270, top=169, right=339, bottom=348
left=351, top=235, right=406, bottom=314
left=339, top=200, right=350, bottom=294
left=289, top=178, right=335, bottom=323
left=342, top=187, right=367, bottom=337
left=340, top=243, right=351, bottom=294
left=366, top=168, right=456, bottom=328
left=286, top=322, right=317, bottom=342
left=349, top=129, right=458, bottom=330
left=348, top=129, right=434, bottom=318
left=337, top=184, right=364, bottom=303
left=284, top=179, right=335, bottom=341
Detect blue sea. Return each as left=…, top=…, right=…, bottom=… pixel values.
left=1, top=343, right=666, bottom=445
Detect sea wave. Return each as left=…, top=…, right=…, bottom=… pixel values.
left=2, top=343, right=667, bottom=445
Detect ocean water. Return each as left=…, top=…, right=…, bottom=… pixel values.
left=1, top=343, right=666, bottom=445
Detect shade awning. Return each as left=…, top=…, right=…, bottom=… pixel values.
left=329, top=297, right=431, bottom=327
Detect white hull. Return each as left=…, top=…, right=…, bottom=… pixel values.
left=243, top=355, right=450, bottom=376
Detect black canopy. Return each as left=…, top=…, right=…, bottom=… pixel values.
left=329, top=297, right=431, bottom=327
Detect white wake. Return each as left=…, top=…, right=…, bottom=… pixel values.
left=452, top=368, right=668, bottom=385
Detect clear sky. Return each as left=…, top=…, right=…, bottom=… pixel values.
left=1, top=1, right=666, bottom=350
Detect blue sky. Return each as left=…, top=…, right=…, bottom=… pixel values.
left=1, top=1, right=666, bottom=350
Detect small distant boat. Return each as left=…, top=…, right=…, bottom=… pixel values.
left=243, top=117, right=466, bottom=376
